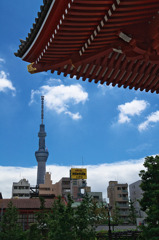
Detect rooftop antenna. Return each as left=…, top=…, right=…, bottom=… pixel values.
left=41, top=96, right=44, bottom=124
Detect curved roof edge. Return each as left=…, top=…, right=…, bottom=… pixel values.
left=14, top=0, right=53, bottom=58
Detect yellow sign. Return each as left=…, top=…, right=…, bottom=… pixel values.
left=71, top=168, right=87, bottom=179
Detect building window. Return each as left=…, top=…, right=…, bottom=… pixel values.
left=94, top=196, right=99, bottom=200
left=73, top=181, right=77, bottom=186
left=63, top=181, right=69, bottom=185
left=40, top=187, right=50, bottom=191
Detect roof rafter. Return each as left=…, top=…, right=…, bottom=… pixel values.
left=15, top=0, right=159, bottom=93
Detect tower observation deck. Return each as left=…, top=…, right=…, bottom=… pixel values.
left=35, top=96, right=49, bottom=185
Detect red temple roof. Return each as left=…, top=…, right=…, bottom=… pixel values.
left=0, top=198, right=67, bottom=209
left=15, top=0, right=159, bottom=93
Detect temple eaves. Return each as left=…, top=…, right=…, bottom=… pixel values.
left=15, top=0, right=159, bottom=93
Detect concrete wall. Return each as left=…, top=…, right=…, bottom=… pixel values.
left=129, top=180, right=146, bottom=218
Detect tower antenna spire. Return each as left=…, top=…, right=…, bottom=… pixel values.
left=35, top=95, right=49, bottom=185
left=41, top=96, right=44, bottom=124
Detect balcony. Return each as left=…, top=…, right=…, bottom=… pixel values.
left=62, top=184, right=70, bottom=189
left=122, top=189, right=128, bottom=193
left=122, top=197, right=128, bottom=201
left=119, top=211, right=129, bottom=216
left=116, top=203, right=129, bottom=208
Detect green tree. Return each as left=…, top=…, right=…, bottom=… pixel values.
left=36, top=197, right=49, bottom=239
left=48, top=194, right=96, bottom=240
left=48, top=195, right=76, bottom=240
left=128, top=199, right=137, bottom=225
left=27, top=197, right=49, bottom=240
left=91, top=201, right=108, bottom=225
left=111, top=203, right=122, bottom=225
left=0, top=201, right=26, bottom=240
left=139, top=155, right=159, bottom=240
left=74, top=194, right=96, bottom=240
left=26, top=223, right=40, bottom=240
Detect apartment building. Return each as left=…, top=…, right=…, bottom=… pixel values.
left=53, top=177, right=71, bottom=197
left=107, top=181, right=129, bottom=224
left=38, top=172, right=55, bottom=197
left=70, top=179, right=87, bottom=200
left=12, top=179, right=30, bottom=198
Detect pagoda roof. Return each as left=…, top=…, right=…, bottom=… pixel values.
left=15, top=0, right=159, bottom=93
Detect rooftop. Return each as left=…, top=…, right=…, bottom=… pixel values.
left=0, top=197, right=66, bottom=209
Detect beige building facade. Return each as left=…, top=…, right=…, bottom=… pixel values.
left=39, top=172, right=55, bottom=197
left=39, top=171, right=94, bottom=202
left=107, top=181, right=129, bottom=223
left=53, top=177, right=70, bottom=197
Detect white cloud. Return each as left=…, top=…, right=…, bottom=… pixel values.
left=0, top=166, right=37, bottom=198
left=118, top=99, right=148, bottom=123
left=127, top=143, right=151, bottom=153
left=46, top=78, right=62, bottom=85
left=138, top=110, right=159, bottom=132
left=0, top=58, right=5, bottom=63
left=30, top=83, right=88, bottom=120
left=65, top=111, right=82, bottom=120
left=0, top=71, right=16, bottom=95
left=97, top=83, right=113, bottom=95
left=0, top=158, right=145, bottom=200
left=29, top=89, right=40, bottom=105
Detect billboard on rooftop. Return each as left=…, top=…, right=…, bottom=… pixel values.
left=70, top=168, right=87, bottom=179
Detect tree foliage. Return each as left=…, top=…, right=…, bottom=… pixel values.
left=74, top=194, right=96, bottom=240
left=0, top=201, right=26, bottom=240
left=48, top=195, right=76, bottom=240
left=28, top=194, right=97, bottom=240
left=91, top=201, right=108, bottom=225
left=111, top=203, right=122, bottom=225
left=0, top=195, right=105, bottom=240
left=128, top=199, right=137, bottom=225
left=139, top=155, right=159, bottom=240
left=27, top=197, right=49, bottom=240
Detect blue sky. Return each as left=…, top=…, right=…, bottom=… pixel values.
left=0, top=1, right=159, bottom=197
